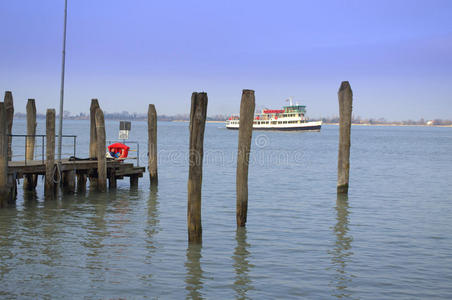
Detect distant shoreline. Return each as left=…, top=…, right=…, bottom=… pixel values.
left=324, top=123, right=452, bottom=128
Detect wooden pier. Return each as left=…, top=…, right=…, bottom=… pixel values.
left=8, top=159, right=145, bottom=189
left=0, top=94, right=148, bottom=206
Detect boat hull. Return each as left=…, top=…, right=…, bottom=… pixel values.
left=226, top=122, right=322, bottom=131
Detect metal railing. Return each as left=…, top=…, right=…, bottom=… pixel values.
left=107, top=140, right=140, bottom=166
left=8, top=134, right=77, bottom=165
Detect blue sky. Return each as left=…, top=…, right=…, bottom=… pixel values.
left=1, top=0, right=451, bottom=120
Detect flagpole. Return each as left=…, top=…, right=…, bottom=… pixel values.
left=58, top=0, right=68, bottom=168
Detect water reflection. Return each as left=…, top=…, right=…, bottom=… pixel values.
left=143, top=188, right=160, bottom=280
left=233, top=227, right=254, bottom=300
left=329, top=193, right=354, bottom=298
left=0, top=206, right=18, bottom=288
left=185, top=243, right=204, bottom=300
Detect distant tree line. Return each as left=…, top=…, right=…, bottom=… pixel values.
left=13, top=111, right=229, bottom=121
left=13, top=111, right=452, bottom=125
left=319, top=116, right=452, bottom=126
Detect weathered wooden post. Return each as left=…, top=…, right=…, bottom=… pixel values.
left=63, top=170, right=76, bottom=193
left=24, top=99, right=37, bottom=190
left=77, top=172, right=87, bottom=192
left=0, top=103, right=10, bottom=207
left=337, top=81, right=353, bottom=194
left=90, top=99, right=99, bottom=159
left=45, top=109, right=56, bottom=198
left=148, top=104, right=158, bottom=186
left=95, top=107, right=107, bottom=192
left=89, top=99, right=100, bottom=187
left=4, top=91, right=14, bottom=161
left=187, top=92, right=208, bottom=243
left=236, top=90, right=255, bottom=227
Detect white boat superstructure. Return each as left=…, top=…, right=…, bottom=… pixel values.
left=226, top=98, right=322, bottom=131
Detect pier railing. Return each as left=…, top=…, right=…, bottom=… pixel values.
left=9, top=134, right=77, bottom=165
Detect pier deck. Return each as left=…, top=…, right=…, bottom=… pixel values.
left=8, top=159, right=145, bottom=182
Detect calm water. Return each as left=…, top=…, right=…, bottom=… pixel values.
left=1, top=120, right=452, bottom=299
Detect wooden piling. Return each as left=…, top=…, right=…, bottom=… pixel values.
left=148, top=104, right=158, bottom=185
left=130, top=175, right=139, bottom=187
left=0, top=103, right=11, bottom=207
left=45, top=109, right=56, bottom=198
left=108, top=170, right=117, bottom=189
left=64, top=170, right=76, bottom=193
left=187, top=92, right=208, bottom=243
left=77, top=172, right=87, bottom=192
left=4, top=91, right=14, bottom=161
left=95, top=107, right=107, bottom=192
left=236, top=90, right=256, bottom=227
left=24, top=99, right=37, bottom=190
left=89, top=99, right=100, bottom=159
left=337, top=81, right=353, bottom=194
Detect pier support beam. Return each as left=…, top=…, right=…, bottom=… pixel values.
left=95, top=107, right=107, bottom=192
left=148, top=104, right=158, bottom=186
left=236, top=90, right=255, bottom=227
left=109, top=169, right=117, bottom=189
left=4, top=91, right=14, bottom=162
left=187, top=92, right=208, bottom=243
left=63, top=170, right=76, bottom=193
left=337, top=81, right=353, bottom=194
left=77, top=172, right=87, bottom=192
left=45, top=109, right=56, bottom=198
left=0, top=103, right=13, bottom=207
left=130, top=175, right=139, bottom=187
left=24, top=99, right=37, bottom=190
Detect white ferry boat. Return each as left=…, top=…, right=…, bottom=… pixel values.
left=226, top=98, right=322, bottom=131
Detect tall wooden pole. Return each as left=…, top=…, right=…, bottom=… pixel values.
left=0, top=103, right=10, bottom=207
left=148, top=104, right=158, bottom=186
left=4, top=91, right=14, bottom=161
left=95, top=107, right=107, bottom=192
left=236, top=90, right=255, bottom=227
left=89, top=99, right=99, bottom=159
left=187, top=92, right=208, bottom=243
left=89, top=99, right=100, bottom=187
left=337, top=81, right=353, bottom=194
left=45, top=109, right=56, bottom=198
left=24, top=99, right=37, bottom=190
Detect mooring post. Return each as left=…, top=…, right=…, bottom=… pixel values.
left=187, top=92, right=208, bottom=243
left=90, top=99, right=99, bottom=159
left=95, top=107, right=107, bottom=192
left=148, top=104, right=158, bottom=186
left=4, top=91, right=14, bottom=161
left=64, top=170, right=76, bottom=193
left=89, top=99, right=100, bottom=187
left=236, top=90, right=256, bottom=227
left=109, top=169, right=117, bottom=189
left=24, top=99, right=37, bottom=190
left=337, top=81, right=353, bottom=194
left=77, top=172, right=87, bottom=192
left=130, top=175, right=139, bottom=187
left=45, top=109, right=56, bottom=198
left=0, top=103, right=11, bottom=207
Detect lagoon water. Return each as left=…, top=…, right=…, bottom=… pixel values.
left=1, top=120, right=452, bottom=299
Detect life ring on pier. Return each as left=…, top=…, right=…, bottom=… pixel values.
left=108, top=143, right=130, bottom=159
